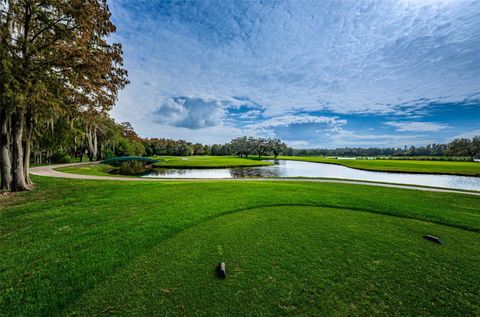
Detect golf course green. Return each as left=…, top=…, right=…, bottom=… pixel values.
left=1, top=175, right=479, bottom=315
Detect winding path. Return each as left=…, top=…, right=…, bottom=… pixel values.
left=30, top=162, right=480, bottom=196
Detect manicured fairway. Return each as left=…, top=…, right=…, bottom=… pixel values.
left=56, top=163, right=119, bottom=177
left=1, top=176, right=480, bottom=315
left=271, top=156, right=480, bottom=176
left=151, top=155, right=272, bottom=168
left=68, top=206, right=480, bottom=316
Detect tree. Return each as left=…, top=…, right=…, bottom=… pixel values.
left=193, top=143, right=205, bottom=155
left=252, top=138, right=269, bottom=158
left=268, top=138, right=287, bottom=158
left=0, top=0, right=128, bottom=191
left=230, top=136, right=255, bottom=158
left=448, top=137, right=479, bottom=161
left=473, top=136, right=480, bottom=160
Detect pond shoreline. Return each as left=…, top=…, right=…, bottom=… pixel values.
left=262, top=157, right=480, bottom=177
left=142, top=160, right=480, bottom=191
left=28, top=163, right=479, bottom=196
left=41, top=161, right=480, bottom=194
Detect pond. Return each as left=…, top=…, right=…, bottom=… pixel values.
left=142, top=160, right=480, bottom=191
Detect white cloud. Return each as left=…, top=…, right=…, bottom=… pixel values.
left=384, top=121, right=449, bottom=132
left=447, top=129, right=480, bottom=142
left=327, top=128, right=435, bottom=147
left=140, top=123, right=245, bottom=145
left=247, top=114, right=346, bottom=130
left=152, top=97, right=225, bottom=129
left=107, top=0, right=480, bottom=145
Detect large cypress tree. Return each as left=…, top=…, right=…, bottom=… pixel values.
left=0, top=0, right=128, bottom=191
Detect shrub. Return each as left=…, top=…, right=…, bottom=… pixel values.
left=50, top=151, right=70, bottom=164
left=103, top=148, right=116, bottom=160
left=118, top=160, right=148, bottom=175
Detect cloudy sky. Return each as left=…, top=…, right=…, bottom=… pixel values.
left=108, top=0, right=480, bottom=148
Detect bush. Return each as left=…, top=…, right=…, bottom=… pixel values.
left=102, top=148, right=116, bottom=160
left=50, top=151, right=70, bottom=164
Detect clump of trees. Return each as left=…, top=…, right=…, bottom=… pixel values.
left=448, top=137, right=480, bottom=161
left=143, top=136, right=287, bottom=158
left=229, top=137, right=287, bottom=158
left=0, top=0, right=128, bottom=192
left=144, top=138, right=209, bottom=156
left=31, top=116, right=143, bottom=165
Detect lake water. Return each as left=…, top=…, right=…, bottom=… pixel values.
left=142, top=160, right=480, bottom=191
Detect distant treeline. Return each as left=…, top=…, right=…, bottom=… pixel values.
left=144, top=137, right=287, bottom=158
left=32, top=132, right=480, bottom=169
left=300, top=137, right=479, bottom=160
left=143, top=135, right=480, bottom=160
left=287, top=144, right=449, bottom=157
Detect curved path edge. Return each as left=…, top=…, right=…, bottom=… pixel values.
left=30, top=162, right=480, bottom=196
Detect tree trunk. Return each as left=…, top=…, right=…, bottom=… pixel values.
left=23, top=108, right=34, bottom=185
left=86, top=125, right=98, bottom=161
left=0, top=110, right=12, bottom=191
left=11, top=111, right=29, bottom=192
left=0, top=2, right=14, bottom=191
left=93, top=128, right=98, bottom=160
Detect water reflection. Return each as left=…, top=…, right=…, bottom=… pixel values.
left=142, top=160, right=480, bottom=191
left=230, top=166, right=282, bottom=178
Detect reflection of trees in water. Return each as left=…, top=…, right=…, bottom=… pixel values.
left=230, top=167, right=281, bottom=178
left=148, top=169, right=187, bottom=176
left=144, top=166, right=282, bottom=178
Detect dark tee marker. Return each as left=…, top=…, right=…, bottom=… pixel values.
left=423, top=235, right=444, bottom=245
left=217, top=262, right=226, bottom=279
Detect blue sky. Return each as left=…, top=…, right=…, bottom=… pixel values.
left=108, top=0, right=480, bottom=148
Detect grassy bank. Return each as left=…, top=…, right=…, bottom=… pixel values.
left=151, top=155, right=272, bottom=168
left=1, top=176, right=480, bottom=315
left=55, top=163, right=118, bottom=177
left=269, top=156, right=480, bottom=176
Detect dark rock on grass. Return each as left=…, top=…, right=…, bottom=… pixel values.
left=217, top=262, right=226, bottom=279
left=423, top=235, right=444, bottom=245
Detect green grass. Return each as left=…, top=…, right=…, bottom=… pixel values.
left=55, top=163, right=119, bottom=177
left=268, top=156, right=480, bottom=176
left=151, top=155, right=273, bottom=168
left=1, top=176, right=480, bottom=315
left=55, top=156, right=272, bottom=177
left=68, top=206, right=480, bottom=316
